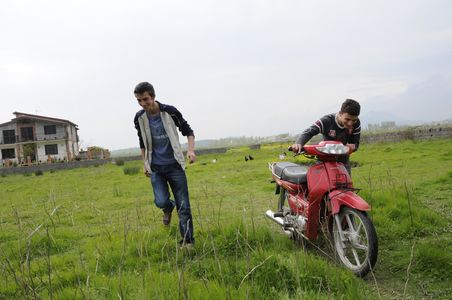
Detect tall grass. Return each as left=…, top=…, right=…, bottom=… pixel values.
left=0, top=139, right=451, bottom=298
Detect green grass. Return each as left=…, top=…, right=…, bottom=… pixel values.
left=0, top=139, right=451, bottom=299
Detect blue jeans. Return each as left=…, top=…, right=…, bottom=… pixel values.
left=150, top=163, right=194, bottom=243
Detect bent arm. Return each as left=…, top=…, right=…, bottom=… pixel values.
left=295, top=119, right=322, bottom=146
left=348, top=120, right=361, bottom=152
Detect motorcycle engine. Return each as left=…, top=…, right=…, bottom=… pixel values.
left=286, top=214, right=307, bottom=232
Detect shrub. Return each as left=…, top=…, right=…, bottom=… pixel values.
left=115, top=159, right=125, bottom=166
left=23, top=172, right=32, bottom=176
left=35, top=170, right=44, bottom=176
left=123, top=166, right=140, bottom=175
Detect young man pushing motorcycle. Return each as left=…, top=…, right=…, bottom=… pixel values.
left=291, top=99, right=361, bottom=175
left=268, top=100, right=377, bottom=277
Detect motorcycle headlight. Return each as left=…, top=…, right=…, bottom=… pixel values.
left=316, top=143, right=349, bottom=155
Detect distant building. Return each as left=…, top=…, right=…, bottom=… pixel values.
left=78, top=146, right=110, bottom=160
left=0, top=112, right=79, bottom=166
left=367, top=121, right=396, bottom=131
left=381, top=121, right=396, bottom=129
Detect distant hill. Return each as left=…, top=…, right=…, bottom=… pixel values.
left=110, top=120, right=452, bottom=157
left=191, top=139, right=218, bottom=149
left=360, top=110, right=400, bottom=129
left=110, top=147, right=141, bottom=158
left=110, top=135, right=291, bottom=158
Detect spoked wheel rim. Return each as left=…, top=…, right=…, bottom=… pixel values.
left=332, top=207, right=378, bottom=277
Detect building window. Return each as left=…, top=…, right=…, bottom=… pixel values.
left=20, top=127, right=34, bottom=141
left=45, top=144, right=58, bottom=155
left=1, top=148, right=15, bottom=159
left=2, top=130, right=16, bottom=144
left=44, top=125, right=57, bottom=135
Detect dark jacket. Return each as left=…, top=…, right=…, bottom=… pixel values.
left=296, top=113, right=361, bottom=150
left=134, top=101, right=194, bottom=169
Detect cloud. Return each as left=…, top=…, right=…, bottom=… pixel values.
left=1, top=0, right=452, bottom=149
left=363, top=73, right=452, bottom=124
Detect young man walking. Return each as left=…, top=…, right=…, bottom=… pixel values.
left=290, top=99, right=361, bottom=175
left=133, top=82, right=196, bottom=248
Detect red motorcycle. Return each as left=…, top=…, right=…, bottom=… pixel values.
left=266, top=141, right=378, bottom=277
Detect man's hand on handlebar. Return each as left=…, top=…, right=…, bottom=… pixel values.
left=289, top=144, right=304, bottom=153
left=346, top=143, right=356, bottom=153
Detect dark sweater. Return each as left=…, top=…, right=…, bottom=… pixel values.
left=296, top=113, right=361, bottom=150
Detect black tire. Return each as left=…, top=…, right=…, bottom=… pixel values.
left=331, top=207, right=378, bottom=277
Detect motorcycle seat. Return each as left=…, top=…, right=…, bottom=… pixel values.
left=273, top=162, right=308, bottom=184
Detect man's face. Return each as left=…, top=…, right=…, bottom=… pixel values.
left=135, top=91, right=155, bottom=110
left=338, top=112, right=358, bottom=129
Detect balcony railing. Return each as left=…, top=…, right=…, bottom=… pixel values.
left=0, top=135, right=67, bottom=145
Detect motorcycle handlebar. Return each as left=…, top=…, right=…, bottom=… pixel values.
left=288, top=145, right=304, bottom=156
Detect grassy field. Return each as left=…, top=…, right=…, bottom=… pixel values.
left=0, top=139, right=451, bottom=299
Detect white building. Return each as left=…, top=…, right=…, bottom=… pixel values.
left=0, top=112, right=79, bottom=166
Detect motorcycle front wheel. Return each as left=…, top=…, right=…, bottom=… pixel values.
left=331, top=207, right=378, bottom=277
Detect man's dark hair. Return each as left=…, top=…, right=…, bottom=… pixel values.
left=340, top=99, right=360, bottom=116
left=134, top=82, right=155, bottom=97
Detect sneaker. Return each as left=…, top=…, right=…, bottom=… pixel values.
left=180, top=242, right=194, bottom=250
left=163, top=211, right=172, bottom=226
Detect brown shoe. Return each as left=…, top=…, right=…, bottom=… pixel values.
left=163, top=211, right=172, bottom=226
left=179, top=239, right=194, bottom=250
left=180, top=243, right=194, bottom=251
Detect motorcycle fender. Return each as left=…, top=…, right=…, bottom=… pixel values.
left=329, top=190, right=371, bottom=214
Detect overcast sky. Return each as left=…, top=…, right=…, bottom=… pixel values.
left=1, top=0, right=451, bottom=150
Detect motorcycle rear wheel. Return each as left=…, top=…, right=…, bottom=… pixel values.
left=331, top=207, right=378, bottom=277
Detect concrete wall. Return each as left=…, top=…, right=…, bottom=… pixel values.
left=0, top=123, right=16, bottom=142
left=35, top=121, right=66, bottom=141
left=0, top=147, right=229, bottom=175
left=111, top=147, right=228, bottom=163
left=0, top=159, right=109, bottom=176
left=36, top=142, right=68, bottom=163
left=0, top=146, right=18, bottom=164
left=192, top=147, right=228, bottom=155
left=361, top=125, right=452, bottom=143
left=0, top=124, right=19, bottom=164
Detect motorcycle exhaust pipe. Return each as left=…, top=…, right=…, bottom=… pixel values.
left=265, top=210, right=293, bottom=236
left=265, top=210, right=285, bottom=226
